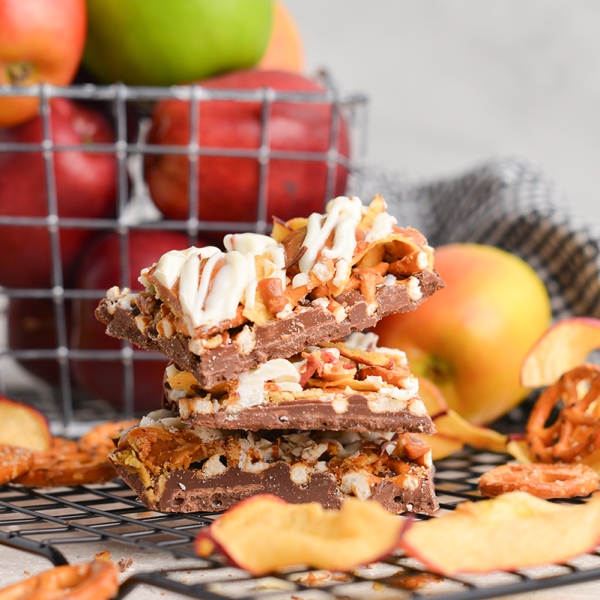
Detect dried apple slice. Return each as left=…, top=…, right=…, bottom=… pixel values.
left=401, top=491, right=600, bottom=575
left=417, top=376, right=448, bottom=419
left=434, top=409, right=508, bottom=454
left=506, top=437, right=533, bottom=464
left=195, top=494, right=407, bottom=575
left=0, top=395, right=51, bottom=451
left=521, top=317, right=600, bottom=388
left=416, top=434, right=464, bottom=461
left=419, top=376, right=507, bottom=456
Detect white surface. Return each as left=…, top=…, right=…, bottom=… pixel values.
left=287, top=0, right=600, bottom=230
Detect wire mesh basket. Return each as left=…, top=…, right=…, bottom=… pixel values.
left=0, top=77, right=369, bottom=432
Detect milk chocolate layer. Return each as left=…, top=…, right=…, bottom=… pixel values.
left=114, top=461, right=438, bottom=515
left=167, top=393, right=435, bottom=434
left=110, top=419, right=438, bottom=515
left=96, top=270, right=444, bottom=389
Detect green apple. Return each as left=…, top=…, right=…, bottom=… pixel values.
left=82, top=0, right=274, bottom=86
left=374, top=244, right=552, bottom=425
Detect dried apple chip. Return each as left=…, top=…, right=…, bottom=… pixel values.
left=418, top=376, right=507, bottom=456
left=434, top=409, right=508, bottom=454
left=417, top=376, right=448, bottom=419
left=401, top=491, right=600, bottom=575
left=195, top=494, right=407, bottom=575
left=506, top=437, right=533, bottom=464
left=0, top=395, right=51, bottom=451
left=415, top=433, right=464, bottom=461
left=521, top=317, right=600, bottom=388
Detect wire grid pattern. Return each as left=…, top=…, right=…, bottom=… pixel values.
left=0, top=447, right=599, bottom=599
left=0, top=82, right=368, bottom=424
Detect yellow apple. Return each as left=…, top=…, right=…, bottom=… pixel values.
left=374, top=244, right=552, bottom=425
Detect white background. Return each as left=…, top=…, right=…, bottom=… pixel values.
left=287, top=0, right=600, bottom=227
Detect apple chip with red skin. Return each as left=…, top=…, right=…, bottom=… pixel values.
left=521, top=317, right=600, bottom=388
left=0, top=395, right=51, bottom=451
left=401, top=491, right=600, bottom=576
left=195, top=495, right=407, bottom=575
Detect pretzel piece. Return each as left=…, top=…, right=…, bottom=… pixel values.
left=0, top=445, right=33, bottom=485
left=478, top=463, right=599, bottom=499
left=14, top=437, right=116, bottom=487
left=0, top=560, right=118, bottom=600
left=79, top=419, right=139, bottom=458
left=526, top=364, right=600, bottom=463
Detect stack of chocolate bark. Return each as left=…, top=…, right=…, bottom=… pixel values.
left=98, top=195, right=445, bottom=514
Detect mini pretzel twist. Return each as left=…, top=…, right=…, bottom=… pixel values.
left=526, top=364, right=600, bottom=463
left=478, top=463, right=599, bottom=499
left=0, top=559, right=118, bottom=600
left=13, top=437, right=116, bottom=487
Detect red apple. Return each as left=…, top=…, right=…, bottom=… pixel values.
left=0, top=0, right=87, bottom=126
left=6, top=297, right=70, bottom=385
left=145, top=69, right=350, bottom=226
left=0, top=98, right=117, bottom=288
left=70, top=229, right=199, bottom=411
left=374, top=244, right=552, bottom=425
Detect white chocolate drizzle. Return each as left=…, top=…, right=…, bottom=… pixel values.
left=299, top=196, right=363, bottom=277
left=140, top=195, right=412, bottom=329
left=150, top=236, right=287, bottom=329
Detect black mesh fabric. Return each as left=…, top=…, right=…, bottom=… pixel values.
left=351, top=156, right=600, bottom=319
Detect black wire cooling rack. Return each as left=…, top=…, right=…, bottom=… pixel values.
left=2, top=447, right=600, bottom=600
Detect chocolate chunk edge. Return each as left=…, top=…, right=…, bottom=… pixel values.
left=111, top=459, right=438, bottom=515
left=96, top=270, right=444, bottom=389
left=167, top=393, right=436, bottom=434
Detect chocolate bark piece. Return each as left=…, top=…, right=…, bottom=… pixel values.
left=109, top=415, right=438, bottom=515
left=163, top=339, right=435, bottom=433
left=96, top=269, right=444, bottom=390
left=168, top=393, right=434, bottom=434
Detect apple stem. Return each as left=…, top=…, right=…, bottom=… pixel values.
left=7, top=62, right=33, bottom=85
left=426, top=356, right=454, bottom=385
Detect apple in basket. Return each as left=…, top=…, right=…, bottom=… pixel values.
left=374, top=243, right=552, bottom=425
left=82, top=0, right=273, bottom=86
left=0, top=0, right=86, bottom=126
left=258, top=1, right=304, bottom=74
left=144, top=69, right=350, bottom=230
left=70, top=230, right=199, bottom=411
left=0, top=98, right=117, bottom=288
left=7, top=297, right=71, bottom=386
